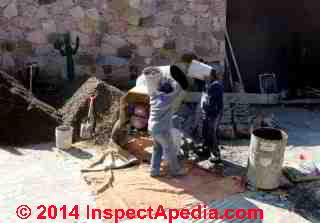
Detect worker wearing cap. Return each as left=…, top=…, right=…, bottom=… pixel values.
left=201, top=64, right=224, bottom=164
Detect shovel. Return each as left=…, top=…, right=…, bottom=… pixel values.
left=80, top=96, right=95, bottom=139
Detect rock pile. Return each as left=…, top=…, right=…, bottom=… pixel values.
left=233, top=102, right=252, bottom=137
left=177, top=100, right=254, bottom=142
left=219, top=103, right=236, bottom=139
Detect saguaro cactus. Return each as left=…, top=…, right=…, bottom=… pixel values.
left=54, top=33, right=80, bottom=81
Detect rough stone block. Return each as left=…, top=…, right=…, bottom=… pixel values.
left=42, top=21, right=57, bottom=34
left=75, top=53, right=95, bottom=66
left=197, top=18, right=211, bottom=33
left=153, top=38, right=165, bottom=48
left=86, top=8, right=100, bottom=21
left=180, top=14, right=196, bottom=26
left=176, top=37, right=194, bottom=52
left=117, top=44, right=136, bottom=59
left=213, top=30, right=224, bottom=41
left=110, top=0, right=130, bottom=12
left=70, top=6, right=85, bottom=19
left=0, top=0, right=10, bottom=8
left=137, top=46, right=153, bottom=57
left=103, top=35, right=127, bottom=49
left=129, top=0, right=141, bottom=9
left=0, top=40, right=15, bottom=52
left=220, top=125, right=236, bottom=139
left=36, top=7, right=49, bottom=19
left=154, top=11, right=174, bottom=26
left=147, top=27, right=166, bottom=38
left=96, top=55, right=129, bottom=66
left=102, top=65, right=112, bottom=75
left=63, top=0, right=74, bottom=8
left=189, top=3, right=209, bottom=12
left=100, top=44, right=117, bottom=55
left=4, top=3, right=18, bottom=19
left=78, top=16, right=98, bottom=33
left=97, top=21, right=109, bottom=34
left=27, top=30, right=47, bottom=44
left=38, top=0, right=57, bottom=5
left=163, top=40, right=176, bottom=50
left=139, top=16, right=155, bottom=27
left=128, top=36, right=143, bottom=45
left=235, top=123, right=251, bottom=138
left=15, top=40, right=33, bottom=55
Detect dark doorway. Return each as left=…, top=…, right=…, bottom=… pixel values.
left=227, top=0, right=320, bottom=97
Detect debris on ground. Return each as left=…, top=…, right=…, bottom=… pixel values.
left=288, top=181, right=320, bottom=221
left=283, top=166, right=320, bottom=183
left=59, top=77, right=124, bottom=144
left=123, top=135, right=153, bottom=162
left=81, top=139, right=138, bottom=173
left=0, top=70, right=62, bottom=146
left=84, top=163, right=246, bottom=211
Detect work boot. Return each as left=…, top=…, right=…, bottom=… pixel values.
left=208, top=150, right=222, bottom=164
left=150, top=168, right=161, bottom=177
left=195, top=146, right=210, bottom=158
left=209, top=156, right=222, bottom=164
left=170, top=167, right=187, bottom=177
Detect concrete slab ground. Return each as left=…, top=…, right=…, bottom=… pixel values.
left=0, top=143, right=102, bottom=223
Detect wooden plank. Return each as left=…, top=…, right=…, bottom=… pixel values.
left=280, top=98, right=320, bottom=104
left=184, top=92, right=280, bottom=104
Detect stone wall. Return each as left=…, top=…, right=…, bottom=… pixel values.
left=0, top=0, right=225, bottom=89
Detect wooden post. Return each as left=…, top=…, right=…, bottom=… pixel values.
left=225, top=30, right=245, bottom=92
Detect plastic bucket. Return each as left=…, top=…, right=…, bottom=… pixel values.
left=187, top=60, right=212, bottom=80
left=247, top=127, right=288, bottom=189
left=55, top=125, right=73, bottom=149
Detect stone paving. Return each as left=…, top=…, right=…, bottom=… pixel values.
left=0, top=143, right=102, bottom=223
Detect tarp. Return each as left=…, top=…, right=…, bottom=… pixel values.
left=94, top=163, right=245, bottom=211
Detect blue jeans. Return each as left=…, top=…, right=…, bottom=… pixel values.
left=150, top=131, right=181, bottom=176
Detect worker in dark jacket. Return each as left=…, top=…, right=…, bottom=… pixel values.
left=201, top=64, right=224, bottom=164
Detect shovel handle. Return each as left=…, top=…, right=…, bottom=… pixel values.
left=88, top=96, right=95, bottom=118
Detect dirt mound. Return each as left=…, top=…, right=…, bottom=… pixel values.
left=59, top=77, right=124, bottom=145
left=0, top=71, right=62, bottom=146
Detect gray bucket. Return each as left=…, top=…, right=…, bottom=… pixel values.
left=55, top=125, right=73, bottom=149
left=247, top=127, right=288, bottom=190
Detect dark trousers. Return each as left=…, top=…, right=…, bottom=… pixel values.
left=202, top=112, right=222, bottom=158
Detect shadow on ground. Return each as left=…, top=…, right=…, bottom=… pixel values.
left=60, top=147, right=94, bottom=160
left=0, top=146, right=23, bottom=155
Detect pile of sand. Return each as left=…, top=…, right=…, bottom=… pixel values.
left=59, top=77, right=124, bottom=145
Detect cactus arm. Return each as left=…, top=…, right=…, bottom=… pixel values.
left=72, top=36, right=80, bottom=54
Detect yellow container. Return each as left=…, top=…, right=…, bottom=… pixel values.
left=119, top=85, right=150, bottom=127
